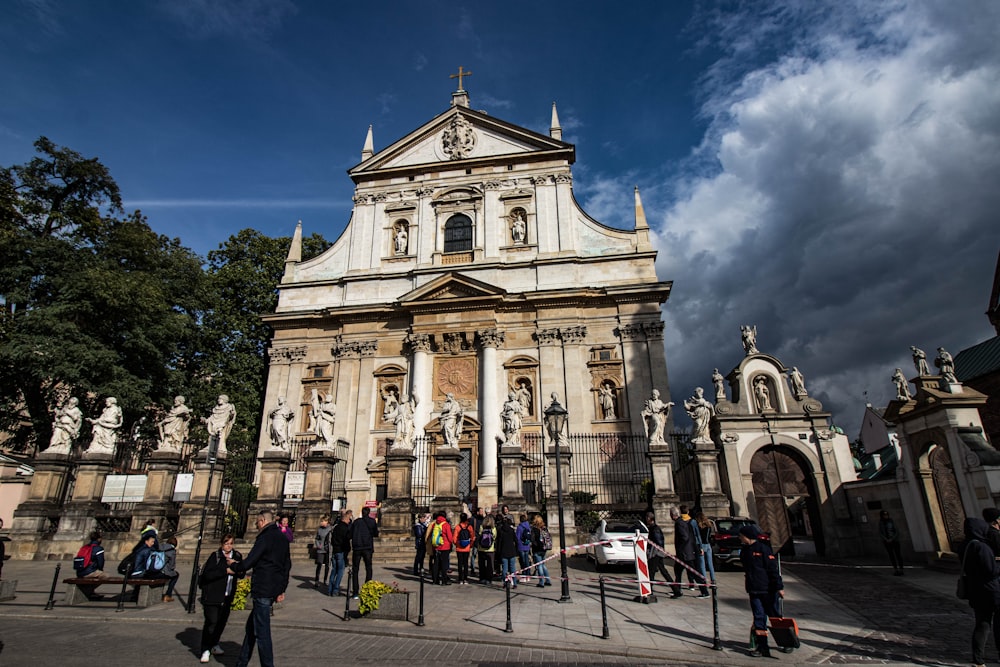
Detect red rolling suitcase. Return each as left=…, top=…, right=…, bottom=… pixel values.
left=769, top=597, right=800, bottom=650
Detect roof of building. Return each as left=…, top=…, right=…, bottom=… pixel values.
left=955, top=335, right=1000, bottom=382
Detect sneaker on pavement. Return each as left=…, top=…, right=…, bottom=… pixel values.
left=210, top=645, right=224, bottom=655
left=200, top=650, right=211, bottom=663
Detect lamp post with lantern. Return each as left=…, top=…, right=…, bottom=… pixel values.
left=544, top=393, right=571, bottom=603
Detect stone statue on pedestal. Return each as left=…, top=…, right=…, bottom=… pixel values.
left=391, top=393, right=418, bottom=450
left=711, top=368, right=726, bottom=402
left=500, top=390, right=525, bottom=447
left=315, top=393, right=336, bottom=449
left=787, top=367, right=808, bottom=400
left=911, top=346, right=931, bottom=376
left=268, top=396, right=294, bottom=450
left=741, top=325, right=759, bottom=355
left=684, top=387, right=715, bottom=444
left=440, top=393, right=463, bottom=448
left=598, top=382, right=617, bottom=420
left=753, top=377, right=773, bottom=412
left=935, top=347, right=958, bottom=386
left=48, top=397, right=83, bottom=454
left=893, top=368, right=912, bottom=401
left=202, top=394, right=236, bottom=455
left=157, top=395, right=191, bottom=452
left=86, top=397, right=123, bottom=455
left=641, top=389, right=673, bottom=447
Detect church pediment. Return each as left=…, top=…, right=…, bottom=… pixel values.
left=399, top=272, right=507, bottom=305
left=350, top=106, right=573, bottom=177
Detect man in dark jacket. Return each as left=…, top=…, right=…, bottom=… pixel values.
left=645, top=513, right=670, bottom=582
left=326, top=509, right=351, bottom=596
left=349, top=506, right=379, bottom=597
left=230, top=509, right=291, bottom=667
left=739, top=524, right=785, bottom=657
left=669, top=507, right=708, bottom=598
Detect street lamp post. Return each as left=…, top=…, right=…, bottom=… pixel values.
left=544, top=393, right=571, bottom=603
left=186, top=435, right=219, bottom=614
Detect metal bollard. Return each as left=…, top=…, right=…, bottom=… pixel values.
left=599, top=576, right=610, bottom=639
left=417, top=568, right=425, bottom=627
left=44, top=563, right=61, bottom=610
left=116, top=571, right=131, bottom=612
left=504, top=577, right=513, bottom=633
left=711, top=583, right=722, bottom=650
left=343, top=569, right=351, bottom=621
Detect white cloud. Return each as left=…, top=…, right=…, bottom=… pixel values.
left=656, top=0, right=1000, bottom=436
left=159, top=0, right=297, bottom=40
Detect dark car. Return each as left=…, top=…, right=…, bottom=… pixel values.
left=711, top=517, right=769, bottom=568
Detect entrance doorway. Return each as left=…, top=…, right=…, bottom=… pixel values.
left=750, top=445, right=824, bottom=557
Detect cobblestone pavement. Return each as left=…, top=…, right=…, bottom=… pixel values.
left=786, top=561, right=972, bottom=665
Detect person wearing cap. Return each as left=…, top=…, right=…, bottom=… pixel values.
left=878, top=510, right=905, bottom=576
left=739, top=524, right=786, bottom=657
left=982, top=507, right=1000, bottom=558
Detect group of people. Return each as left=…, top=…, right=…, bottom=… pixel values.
left=412, top=505, right=553, bottom=588
left=72, top=519, right=180, bottom=603
left=646, top=506, right=713, bottom=599
left=309, top=507, right=380, bottom=598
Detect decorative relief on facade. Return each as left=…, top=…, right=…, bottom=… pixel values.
left=560, top=326, right=587, bottom=344
left=477, top=328, right=505, bottom=349
left=435, top=356, right=478, bottom=399
left=440, top=332, right=469, bottom=355
left=268, top=346, right=308, bottom=365
left=715, top=402, right=735, bottom=416
left=617, top=323, right=646, bottom=341
left=416, top=187, right=435, bottom=198
left=644, top=321, right=665, bottom=341
left=484, top=180, right=503, bottom=190
left=331, top=337, right=378, bottom=359
left=530, top=175, right=550, bottom=186
left=722, top=432, right=740, bottom=443
left=803, top=399, right=824, bottom=413
left=816, top=429, right=835, bottom=441
left=441, top=115, right=477, bottom=160
left=404, top=332, right=432, bottom=354
left=554, top=174, right=573, bottom=184
left=373, top=193, right=389, bottom=203
left=536, top=328, right=562, bottom=346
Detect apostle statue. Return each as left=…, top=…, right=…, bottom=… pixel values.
left=382, top=386, right=399, bottom=426
left=935, top=347, right=958, bottom=385
left=598, top=382, right=617, bottom=420
left=741, top=325, right=759, bottom=355
left=47, top=397, right=83, bottom=454
left=892, top=368, right=912, bottom=401
left=911, top=346, right=931, bottom=376
left=684, top=387, right=715, bottom=444
left=753, top=377, right=773, bottom=412
left=787, top=367, right=808, bottom=400
left=440, top=393, right=464, bottom=448
left=394, top=225, right=408, bottom=255
left=309, top=388, right=321, bottom=436
left=641, top=389, right=673, bottom=447
left=511, top=210, right=527, bottom=244
left=391, top=393, right=418, bottom=450
left=268, top=396, right=294, bottom=450
left=515, top=380, right=532, bottom=416
left=86, top=397, right=123, bottom=455
left=711, top=368, right=726, bottom=402
left=500, top=390, right=525, bottom=447
left=202, top=394, right=236, bottom=455
left=315, top=393, right=336, bottom=449
left=157, top=395, right=191, bottom=452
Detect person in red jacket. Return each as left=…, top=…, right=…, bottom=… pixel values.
left=430, top=511, right=455, bottom=585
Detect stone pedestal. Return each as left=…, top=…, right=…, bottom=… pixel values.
left=131, top=450, right=184, bottom=535
left=247, top=450, right=291, bottom=518
left=432, top=446, right=463, bottom=514
left=295, top=449, right=341, bottom=538
left=544, top=445, right=576, bottom=542
left=11, top=451, right=74, bottom=538
left=177, top=455, right=228, bottom=538
left=498, top=445, right=526, bottom=508
left=693, top=445, right=730, bottom=518
left=55, top=453, right=114, bottom=542
left=380, top=448, right=417, bottom=535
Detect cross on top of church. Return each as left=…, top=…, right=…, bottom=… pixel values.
left=449, top=66, right=472, bottom=92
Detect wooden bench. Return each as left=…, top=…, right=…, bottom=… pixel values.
left=63, top=577, right=168, bottom=607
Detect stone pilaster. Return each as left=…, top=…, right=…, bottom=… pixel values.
left=295, top=448, right=341, bottom=538
left=381, top=448, right=417, bottom=535
left=545, top=444, right=576, bottom=545
left=54, top=452, right=115, bottom=542
left=432, top=445, right=463, bottom=515
left=498, top=444, right=526, bottom=507
left=247, top=450, right=291, bottom=519
left=647, top=444, right=680, bottom=522
left=11, top=451, right=74, bottom=539
left=131, top=450, right=184, bottom=535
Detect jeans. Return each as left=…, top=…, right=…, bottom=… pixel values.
left=518, top=550, right=532, bottom=572
left=201, top=601, right=232, bottom=652
left=748, top=592, right=780, bottom=631
left=235, top=596, right=274, bottom=667
left=501, top=556, right=519, bottom=587
left=352, top=549, right=373, bottom=595
left=328, top=551, right=346, bottom=595
left=701, top=544, right=717, bottom=583
left=165, top=573, right=179, bottom=596
left=532, top=551, right=551, bottom=585
left=413, top=545, right=426, bottom=575
left=671, top=557, right=708, bottom=596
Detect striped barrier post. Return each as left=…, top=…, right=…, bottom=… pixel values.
left=632, top=530, right=654, bottom=603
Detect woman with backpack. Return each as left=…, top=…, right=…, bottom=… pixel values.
left=429, top=511, right=454, bottom=585
left=477, top=515, right=497, bottom=585
left=454, top=513, right=475, bottom=585
left=530, top=515, right=553, bottom=587
left=516, top=513, right=533, bottom=572
left=160, top=535, right=180, bottom=602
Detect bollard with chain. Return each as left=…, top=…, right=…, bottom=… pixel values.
left=44, top=563, right=61, bottom=610
left=504, top=576, right=513, bottom=633
left=343, top=567, right=351, bottom=621
left=417, top=567, right=425, bottom=626
left=711, top=583, right=722, bottom=650
left=599, top=576, right=610, bottom=639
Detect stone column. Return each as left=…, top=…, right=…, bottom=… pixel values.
left=295, top=448, right=341, bottom=539
left=55, top=452, right=115, bottom=542
left=647, top=444, right=680, bottom=522
left=545, top=443, right=576, bottom=545
left=498, top=444, right=526, bottom=507
left=177, top=454, right=229, bottom=538
left=248, top=450, right=292, bottom=518
left=406, top=333, right=433, bottom=502
left=11, top=451, right=74, bottom=542
left=432, top=444, right=463, bottom=516
left=477, top=328, right=504, bottom=508
left=381, top=446, right=417, bottom=535
left=131, top=450, right=184, bottom=535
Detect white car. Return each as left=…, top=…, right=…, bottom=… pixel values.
left=588, top=519, right=649, bottom=569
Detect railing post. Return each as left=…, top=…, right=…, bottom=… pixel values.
left=711, top=583, right=722, bottom=650
left=599, top=576, right=610, bottom=639
left=343, top=566, right=351, bottom=621
left=417, top=566, right=425, bottom=626
left=504, top=576, right=513, bottom=633
left=44, top=563, right=61, bottom=610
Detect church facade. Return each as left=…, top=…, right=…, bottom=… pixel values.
left=258, top=86, right=673, bottom=513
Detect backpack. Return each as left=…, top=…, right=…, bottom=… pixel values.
left=540, top=527, right=553, bottom=551
left=519, top=525, right=532, bottom=548
left=430, top=522, right=444, bottom=548
left=479, top=527, right=494, bottom=549
left=457, top=524, right=472, bottom=548
left=117, top=554, right=134, bottom=576
left=146, top=549, right=167, bottom=573
left=73, top=544, right=94, bottom=572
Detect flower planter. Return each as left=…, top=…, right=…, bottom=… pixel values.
left=366, top=591, right=409, bottom=621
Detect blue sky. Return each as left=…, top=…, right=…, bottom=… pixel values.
left=3, top=1, right=1000, bottom=437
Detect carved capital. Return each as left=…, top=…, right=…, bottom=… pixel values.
left=554, top=173, right=572, bottom=184
left=373, top=192, right=389, bottom=203
left=483, top=180, right=503, bottom=190
left=331, top=337, right=378, bottom=359
left=405, top=332, right=432, bottom=354
left=560, top=326, right=587, bottom=344
left=268, top=345, right=307, bottom=365
left=617, top=323, right=646, bottom=341
left=530, top=175, right=550, bottom=186
left=477, top=328, right=505, bottom=349
left=416, top=187, right=435, bottom=198
left=441, top=332, right=468, bottom=355
left=536, top=328, right=562, bottom=346
left=644, top=321, right=665, bottom=341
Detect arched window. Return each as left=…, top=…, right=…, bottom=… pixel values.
left=444, top=214, right=473, bottom=253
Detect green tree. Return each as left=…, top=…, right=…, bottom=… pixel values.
left=193, top=229, right=329, bottom=456
left=0, top=138, right=207, bottom=452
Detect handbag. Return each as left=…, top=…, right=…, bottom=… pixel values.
left=956, top=542, right=972, bottom=600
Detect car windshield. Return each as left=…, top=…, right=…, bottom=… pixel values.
left=716, top=520, right=749, bottom=534
left=605, top=522, right=646, bottom=534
